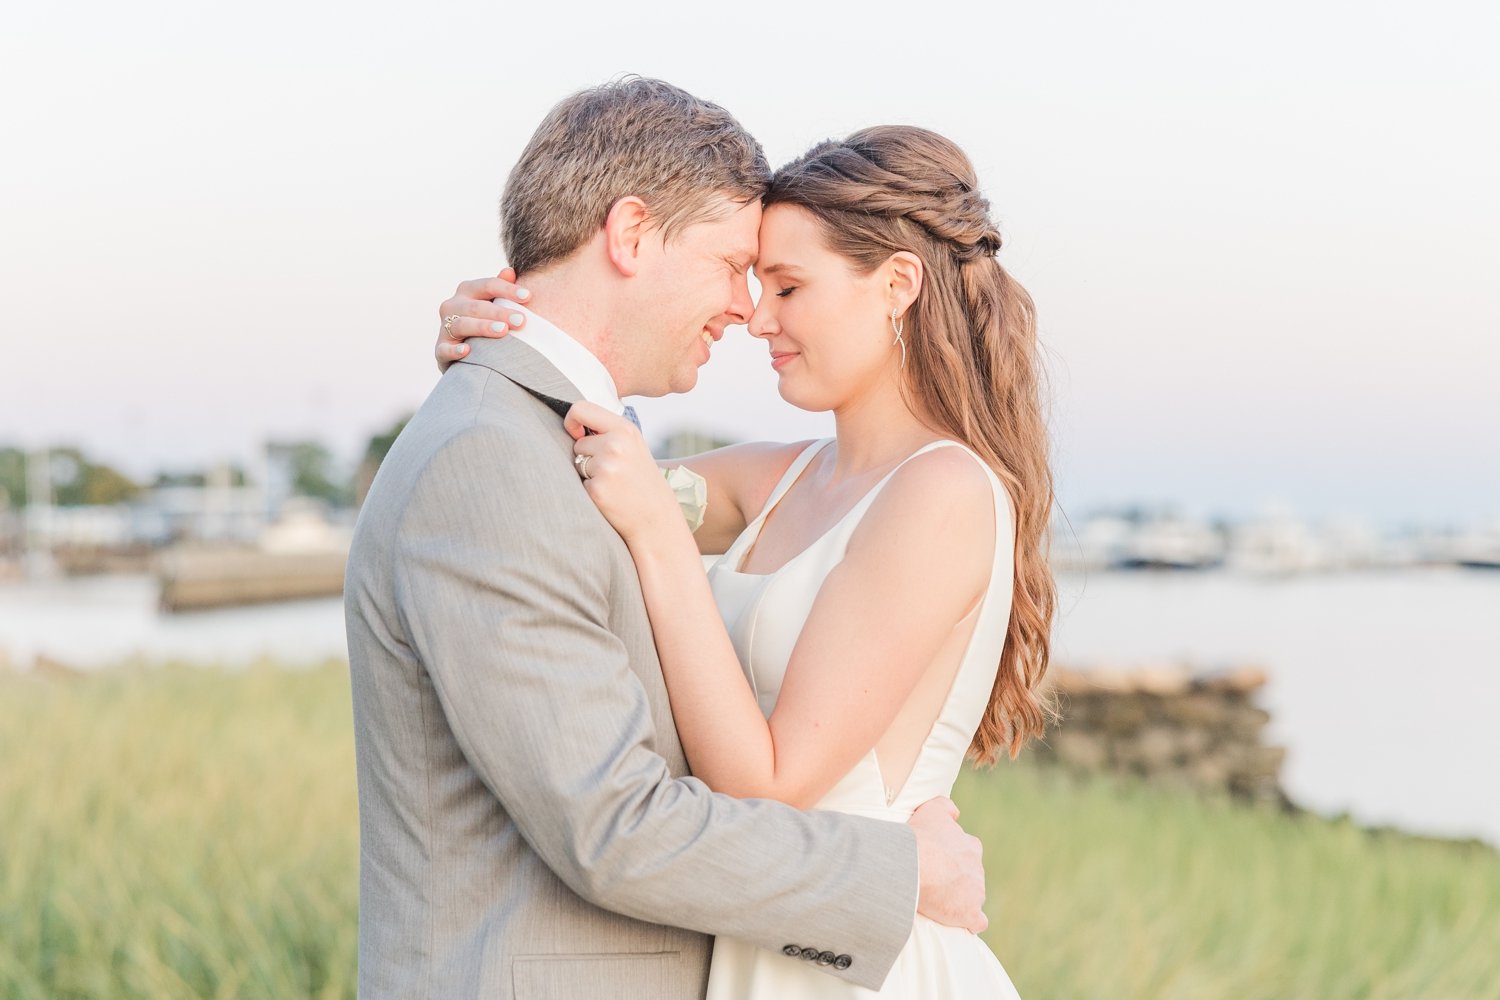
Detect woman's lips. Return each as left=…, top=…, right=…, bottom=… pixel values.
left=771, top=351, right=799, bottom=371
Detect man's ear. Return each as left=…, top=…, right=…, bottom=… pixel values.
left=604, top=196, right=650, bottom=277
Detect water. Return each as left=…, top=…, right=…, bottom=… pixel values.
left=2, top=569, right=1496, bottom=845
left=1053, top=568, right=1500, bottom=846
left=0, top=574, right=348, bottom=668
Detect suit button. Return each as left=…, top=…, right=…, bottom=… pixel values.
left=816, top=951, right=836, bottom=966
left=833, top=954, right=853, bottom=971
left=782, top=944, right=801, bottom=958
left=800, top=948, right=820, bottom=961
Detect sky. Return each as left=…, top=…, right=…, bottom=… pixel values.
left=2, top=0, right=1496, bottom=524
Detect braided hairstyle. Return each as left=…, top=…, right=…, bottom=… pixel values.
left=767, top=126, right=1056, bottom=762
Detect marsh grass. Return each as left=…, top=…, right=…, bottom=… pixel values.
left=2, top=663, right=1496, bottom=998
left=959, top=766, right=1500, bottom=999
left=1, top=663, right=357, bottom=999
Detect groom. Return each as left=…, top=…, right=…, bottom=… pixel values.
left=345, top=77, right=985, bottom=1000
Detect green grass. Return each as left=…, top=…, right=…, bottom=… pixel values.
left=2, top=663, right=1497, bottom=999
left=0, top=663, right=358, bottom=1000
left=958, top=767, right=1500, bottom=999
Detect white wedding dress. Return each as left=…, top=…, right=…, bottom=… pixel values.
left=703, top=438, right=1023, bottom=999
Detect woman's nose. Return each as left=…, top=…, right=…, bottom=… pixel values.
left=748, top=301, right=775, bottom=339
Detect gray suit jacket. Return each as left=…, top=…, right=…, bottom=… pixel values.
left=345, top=336, right=918, bottom=999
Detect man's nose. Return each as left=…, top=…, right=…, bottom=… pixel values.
left=727, top=272, right=754, bottom=325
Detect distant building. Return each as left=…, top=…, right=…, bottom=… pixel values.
left=657, top=430, right=736, bottom=460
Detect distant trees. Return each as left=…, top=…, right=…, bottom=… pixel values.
left=0, top=446, right=141, bottom=507
left=355, top=415, right=410, bottom=507
left=0, top=448, right=23, bottom=507
left=0, top=418, right=734, bottom=513
left=267, top=441, right=350, bottom=507
left=152, top=467, right=249, bottom=489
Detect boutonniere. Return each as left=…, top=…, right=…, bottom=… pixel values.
left=662, top=465, right=708, bottom=532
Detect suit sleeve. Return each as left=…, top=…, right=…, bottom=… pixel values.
left=393, top=426, right=918, bottom=990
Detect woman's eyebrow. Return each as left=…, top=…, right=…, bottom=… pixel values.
left=754, top=262, right=801, bottom=277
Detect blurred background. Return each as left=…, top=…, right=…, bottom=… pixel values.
left=3, top=1, right=1498, bottom=997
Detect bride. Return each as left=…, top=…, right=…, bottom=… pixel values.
left=437, top=125, right=1054, bottom=998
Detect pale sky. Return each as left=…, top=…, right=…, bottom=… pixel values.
left=3, top=0, right=1496, bottom=523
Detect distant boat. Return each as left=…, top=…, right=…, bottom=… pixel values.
left=1113, top=516, right=1225, bottom=571
left=155, top=545, right=347, bottom=612
left=1227, top=514, right=1328, bottom=575
left=1451, top=520, right=1500, bottom=570
left=155, top=499, right=351, bottom=612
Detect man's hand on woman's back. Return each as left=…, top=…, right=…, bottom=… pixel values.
left=909, top=796, right=989, bottom=934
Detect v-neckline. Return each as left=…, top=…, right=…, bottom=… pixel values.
left=729, top=441, right=835, bottom=577
left=727, top=438, right=959, bottom=578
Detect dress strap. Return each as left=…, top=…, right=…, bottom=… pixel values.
left=835, top=440, right=1014, bottom=558
left=900, top=440, right=1014, bottom=528
left=844, top=439, right=980, bottom=514
left=753, top=438, right=834, bottom=523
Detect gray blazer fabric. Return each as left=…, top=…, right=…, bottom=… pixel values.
left=345, top=336, right=919, bottom=999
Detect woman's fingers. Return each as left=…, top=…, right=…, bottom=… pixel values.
left=443, top=300, right=528, bottom=329
left=440, top=303, right=529, bottom=340
left=434, top=271, right=532, bottom=373
left=443, top=312, right=526, bottom=345
left=451, top=272, right=530, bottom=307
left=563, top=400, right=632, bottom=442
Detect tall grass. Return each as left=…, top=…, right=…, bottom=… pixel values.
left=958, top=766, right=1500, bottom=999
left=2, top=663, right=1496, bottom=999
left=0, top=663, right=357, bottom=999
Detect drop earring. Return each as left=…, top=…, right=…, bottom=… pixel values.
left=890, top=307, right=907, bottom=368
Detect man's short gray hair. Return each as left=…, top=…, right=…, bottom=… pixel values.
left=500, top=77, right=771, bottom=276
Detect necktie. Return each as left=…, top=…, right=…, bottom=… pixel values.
left=622, top=405, right=641, bottom=432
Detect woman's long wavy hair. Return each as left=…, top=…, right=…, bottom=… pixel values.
left=767, top=126, right=1057, bottom=763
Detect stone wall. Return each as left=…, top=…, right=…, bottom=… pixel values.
left=1032, top=664, right=1289, bottom=805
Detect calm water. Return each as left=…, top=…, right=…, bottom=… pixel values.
left=1052, top=568, right=1500, bottom=846
left=2, top=569, right=1497, bottom=845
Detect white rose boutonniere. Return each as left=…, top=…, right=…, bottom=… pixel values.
left=662, top=465, right=709, bottom=532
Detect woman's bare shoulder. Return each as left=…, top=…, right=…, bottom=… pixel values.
left=847, top=444, right=1000, bottom=582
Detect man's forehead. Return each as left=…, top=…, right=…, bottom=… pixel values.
left=700, top=197, right=761, bottom=263
left=713, top=233, right=759, bottom=266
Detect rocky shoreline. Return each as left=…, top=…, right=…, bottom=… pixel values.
left=1032, top=662, right=1494, bottom=852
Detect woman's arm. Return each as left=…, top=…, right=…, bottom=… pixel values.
left=639, top=448, right=995, bottom=807
left=568, top=404, right=999, bottom=809
left=658, top=441, right=815, bottom=555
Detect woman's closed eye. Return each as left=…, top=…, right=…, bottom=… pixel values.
left=775, top=286, right=797, bottom=298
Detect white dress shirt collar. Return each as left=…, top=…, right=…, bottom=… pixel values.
left=506, top=304, right=625, bottom=416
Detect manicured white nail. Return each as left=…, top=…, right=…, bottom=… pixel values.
left=491, top=321, right=506, bottom=333
left=509, top=313, right=525, bottom=326
left=516, top=287, right=530, bottom=299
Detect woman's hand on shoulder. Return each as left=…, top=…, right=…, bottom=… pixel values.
left=566, top=402, right=682, bottom=544
left=435, top=267, right=531, bottom=372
